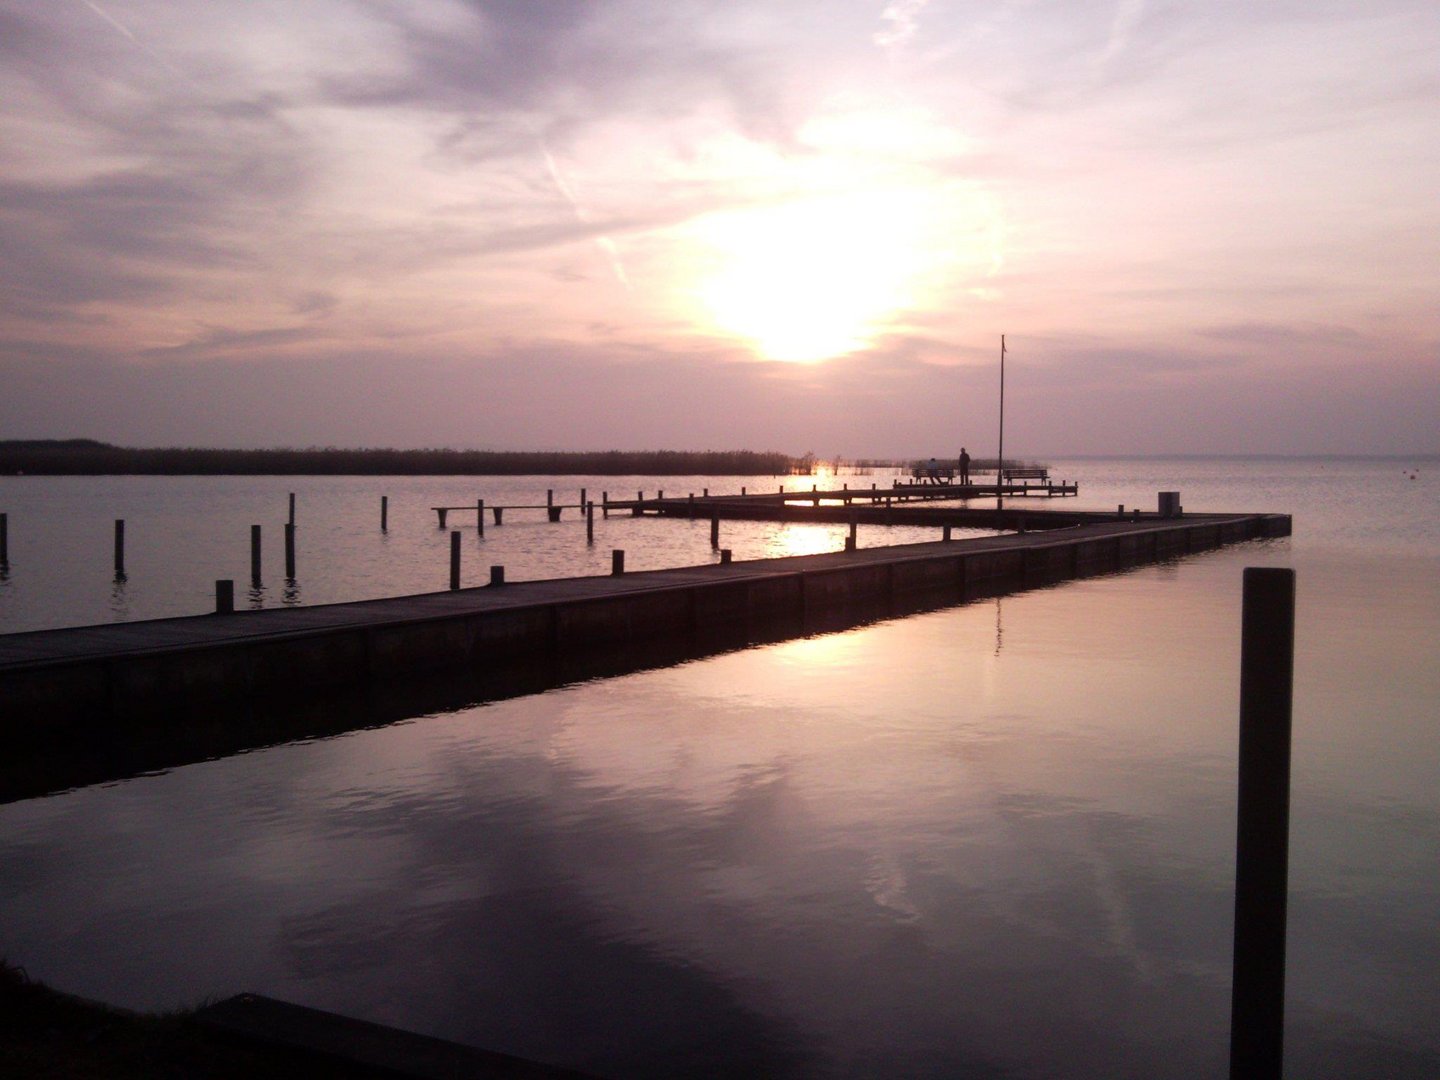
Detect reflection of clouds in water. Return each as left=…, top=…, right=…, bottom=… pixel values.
left=865, top=851, right=921, bottom=922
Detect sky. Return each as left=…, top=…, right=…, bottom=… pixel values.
left=1, top=0, right=1436, bottom=457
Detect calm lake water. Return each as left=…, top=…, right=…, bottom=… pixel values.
left=1, top=457, right=1437, bottom=1078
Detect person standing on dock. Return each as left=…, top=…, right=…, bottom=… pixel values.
left=958, top=447, right=971, bottom=485
left=926, top=457, right=939, bottom=483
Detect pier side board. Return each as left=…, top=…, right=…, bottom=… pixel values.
left=1, top=509, right=1291, bottom=781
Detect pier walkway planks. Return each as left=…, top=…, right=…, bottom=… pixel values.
left=2, top=509, right=1289, bottom=738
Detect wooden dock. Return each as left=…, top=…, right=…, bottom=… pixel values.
left=2, top=506, right=1288, bottom=756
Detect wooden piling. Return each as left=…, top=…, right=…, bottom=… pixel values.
left=1229, top=567, right=1296, bottom=1080
left=490, top=565, right=505, bottom=586
left=846, top=513, right=857, bottom=552
left=449, top=531, right=461, bottom=590
left=586, top=501, right=595, bottom=544
left=288, top=492, right=295, bottom=526
left=710, top=514, right=719, bottom=549
left=284, top=523, right=296, bottom=579
left=0, top=512, right=7, bottom=565
left=720, top=548, right=732, bottom=564
left=215, top=579, right=234, bottom=614
left=381, top=496, right=388, bottom=532
left=113, top=519, right=125, bottom=579
left=602, top=491, right=609, bottom=518
left=477, top=500, right=485, bottom=535
left=250, top=525, right=261, bottom=587
left=612, top=549, right=625, bottom=576
left=437, top=508, right=448, bottom=528
left=943, top=524, right=952, bottom=542
left=580, top=488, right=587, bottom=511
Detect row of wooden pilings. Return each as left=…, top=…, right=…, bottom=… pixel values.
left=0, top=491, right=983, bottom=611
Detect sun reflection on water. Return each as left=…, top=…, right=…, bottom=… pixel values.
left=759, top=522, right=847, bottom=559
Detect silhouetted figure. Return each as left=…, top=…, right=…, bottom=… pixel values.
left=926, top=457, right=939, bottom=483
left=958, top=447, right=971, bottom=485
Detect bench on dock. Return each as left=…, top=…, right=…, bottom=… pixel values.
left=1002, top=467, right=1050, bottom=483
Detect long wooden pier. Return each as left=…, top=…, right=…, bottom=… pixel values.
left=431, top=478, right=1078, bottom=527
left=3, top=506, right=1287, bottom=758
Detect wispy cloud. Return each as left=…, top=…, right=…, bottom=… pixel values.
left=874, top=0, right=931, bottom=49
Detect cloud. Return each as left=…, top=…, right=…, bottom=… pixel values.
left=0, top=1, right=1435, bottom=454
left=874, top=0, right=931, bottom=49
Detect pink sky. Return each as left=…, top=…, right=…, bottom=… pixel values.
left=1, top=0, right=1436, bottom=456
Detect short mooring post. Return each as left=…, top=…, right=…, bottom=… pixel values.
left=113, top=519, right=125, bottom=578
left=0, top=512, right=7, bottom=566
left=250, top=525, right=262, bottom=587
left=943, top=524, right=952, bottom=542
left=288, top=492, right=295, bottom=526
left=720, top=548, right=732, bottom=564
left=1229, top=567, right=1296, bottom=1080
left=586, top=500, right=595, bottom=544
left=449, top=530, right=461, bottom=590
left=846, top=512, right=858, bottom=551
left=381, top=495, right=389, bottom=532
left=490, top=565, right=505, bottom=586
left=710, top=513, right=719, bottom=549
left=477, top=499, right=485, bottom=536
left=580, top=488, right=587, bottom=511
left=602, top=491, right=609, bottom=518
left=284, top=522, right=296, bottom=578
left=612, top=549, right=625, bottom=576
left=215, top=579, right=234, bottom=614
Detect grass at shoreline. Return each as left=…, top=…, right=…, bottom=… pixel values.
left=0, top=961, right=384, bottom=1077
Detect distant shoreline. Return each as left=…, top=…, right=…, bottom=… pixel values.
left=0, top=441, right=799, bottom=477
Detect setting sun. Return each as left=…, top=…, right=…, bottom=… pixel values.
left=686, top=187, right=970, bottom=362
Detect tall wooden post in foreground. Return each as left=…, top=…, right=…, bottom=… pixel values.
left=1230, top=567, right=1296, bottom=1080
left=996, top=333, right=1006, bottom=509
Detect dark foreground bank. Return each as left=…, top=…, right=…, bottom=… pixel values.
left=1, top=963, right=596, bottom=1079
left=0, top=441, right=796, bottom=476
left=0, top=961, right=345, bottom=1079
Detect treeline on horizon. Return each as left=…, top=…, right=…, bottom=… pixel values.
left=0, top=440, right=798, bottom=477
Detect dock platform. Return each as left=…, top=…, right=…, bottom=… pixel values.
left=2, top=507, right=1289, bottom=750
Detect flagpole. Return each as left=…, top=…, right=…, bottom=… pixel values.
left=997, top=334, right=1006, bottom=507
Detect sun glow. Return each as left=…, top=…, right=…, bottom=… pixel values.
left=687, top=189, right=945, bottom=362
